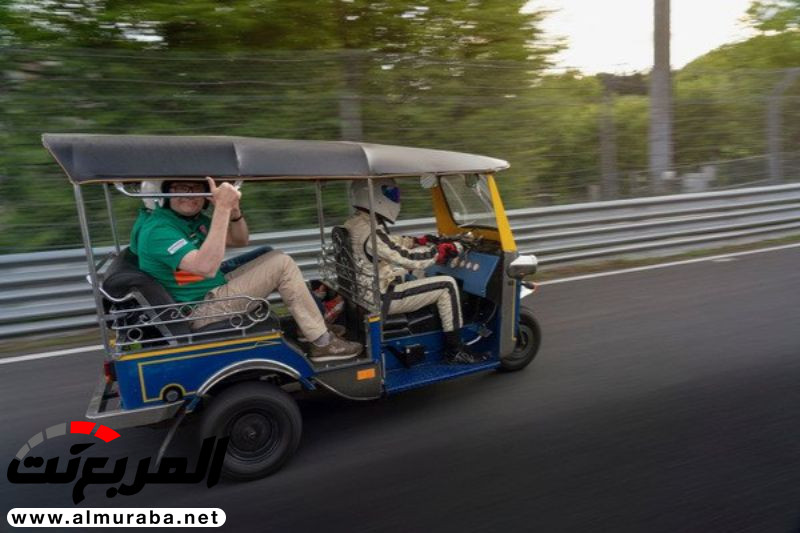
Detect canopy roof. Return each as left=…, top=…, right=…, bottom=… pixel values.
left=42, top=134, right=509, bottom=184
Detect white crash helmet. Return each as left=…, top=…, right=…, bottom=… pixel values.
left=140, top=181, right=163, bottom=210
left=351, top=178, right=401, bottom=224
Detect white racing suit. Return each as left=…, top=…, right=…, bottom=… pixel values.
left=343, top=211, right=462, bottom=331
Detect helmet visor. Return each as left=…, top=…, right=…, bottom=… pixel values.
left=381, top=184, right=400, bottom=203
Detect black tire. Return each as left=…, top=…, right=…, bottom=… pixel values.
left=499, top=310, right=541, bottom=372
left=200, top=382, right=302, bottom=481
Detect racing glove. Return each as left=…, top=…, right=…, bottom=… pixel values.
left=413, top=234, right=439, bottom=246
left=436, top=242, right=462, bottom=264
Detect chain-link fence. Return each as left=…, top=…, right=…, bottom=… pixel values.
left=1, top=47, right=799, bottom=253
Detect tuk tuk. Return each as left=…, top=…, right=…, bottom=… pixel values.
left=42, top=134, right=541, bottom=480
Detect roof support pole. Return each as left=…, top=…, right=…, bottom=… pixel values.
left=366, top=178, right=382, bottom=315
left=103, top=183, right=121, bottom=253
left=74, top=184, right=111, bottom=355
left=315, top=180, right=326, bottom=246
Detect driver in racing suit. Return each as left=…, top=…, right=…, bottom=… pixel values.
left=343, top=178, right=489, bottom=364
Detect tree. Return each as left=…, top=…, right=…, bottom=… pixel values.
left=746, top=0, right=800, bottom=33
left=670, top=0, right=800, bottom=185
left=0, top=1, right=564, bottom=252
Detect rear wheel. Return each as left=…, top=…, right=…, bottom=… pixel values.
left=499, top=310, right=541, bottom=372
left=201, top=381, right=301, bottom=480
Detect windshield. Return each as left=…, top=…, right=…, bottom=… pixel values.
left=439, top=174, right=496, bottom=228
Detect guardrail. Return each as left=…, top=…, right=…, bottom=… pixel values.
left=2, top=183, right=799, bottom=338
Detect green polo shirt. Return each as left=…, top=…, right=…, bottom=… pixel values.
left=130, top=206, right=226, bottom=302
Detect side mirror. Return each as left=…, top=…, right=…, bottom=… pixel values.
left=507, top=254, right=538, bottom=279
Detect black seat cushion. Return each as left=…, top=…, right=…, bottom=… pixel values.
left=382, top=305, right=441, bottom=339
left=103, top=248, right=178, bottom=308
left=103, top=248, right=191, bottom=337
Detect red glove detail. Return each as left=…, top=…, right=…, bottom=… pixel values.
left=323, top=295, right=344, bottom=323
left=415, top=234, right=440, bottom=245
left=436, top=242, right=458, bottom=264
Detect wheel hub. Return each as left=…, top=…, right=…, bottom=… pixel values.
left=230, top=412, right=277, bottom=455
left=514, top=325, right=531, bottom=353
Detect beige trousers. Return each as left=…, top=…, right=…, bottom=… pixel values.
left=383, top=276, right=462, bottom=332
left=191, top=250, right=327, bottom=341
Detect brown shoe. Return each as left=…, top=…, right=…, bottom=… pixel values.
left=299, top=325, right=348, bottom=343
left=328, top=324, right=347, bottom=338
left=309, top=335, right=363, bottom=362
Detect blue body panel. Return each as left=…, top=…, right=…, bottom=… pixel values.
left=426, top=251, right=499, bottom=297
left=382, top=323, right=501, bottom=394
left=366, top=316, right=383, bottom=364
left=112, top=275, right=509, bottom=414
left=114, top=335, right=314, bottom=410
left=385, top=360, right=499, bottom=394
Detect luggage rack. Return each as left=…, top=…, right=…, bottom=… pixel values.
left=89, top=251, right=273, bottom=355
left=106, top=294, right=272, bottom=352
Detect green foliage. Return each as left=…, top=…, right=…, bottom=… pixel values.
left=0, top=0, right=564, bottom=252
left=747, top=0, right=800, bottom=33
left=0, top=0, right=557, bottom=59
left=675, top=2, right=800, bottom=183
left=2, top=1, right=800, bottom=254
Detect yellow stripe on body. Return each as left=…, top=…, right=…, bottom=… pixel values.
left=120, top=333, right=281, bottom=361
left=137, top=341, right=282, bottom=402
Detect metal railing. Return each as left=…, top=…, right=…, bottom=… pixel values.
left=1, top=183, right=799, bottom=339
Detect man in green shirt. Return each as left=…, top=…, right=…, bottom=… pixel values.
left=131, top=178, right=362, bottom=362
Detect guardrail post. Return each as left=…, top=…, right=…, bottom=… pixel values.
left=767, top=68, right=800, bottom=184
left=600, top=89, right=619, bottom=200
left=338, top=50, right=364, bottom=142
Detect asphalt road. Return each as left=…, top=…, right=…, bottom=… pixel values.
left=2, top=247, right=799, bottom=532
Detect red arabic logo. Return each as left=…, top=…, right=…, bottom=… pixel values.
left=20, top=422, right=121, bottom=459
left=7, top=421, right=227, bottom=504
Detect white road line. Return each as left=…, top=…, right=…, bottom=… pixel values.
left=0, top=345, right=102, bottom=365
left=538, top=242, right=800, bottom=285
left=3, top=242, right=800, bottom=366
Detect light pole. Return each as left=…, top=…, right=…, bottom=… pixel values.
left=649, top=0, right=673, bottom=194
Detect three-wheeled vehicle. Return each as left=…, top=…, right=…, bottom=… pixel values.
left=43, top=134, right=541, bottom=479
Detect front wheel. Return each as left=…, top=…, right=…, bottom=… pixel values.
left=201, top=382, right=302, bottom=481
left=499, top=309, right=541, bottom=372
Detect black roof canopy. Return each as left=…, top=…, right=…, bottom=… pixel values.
left=42, top=134, right=509, bottom=184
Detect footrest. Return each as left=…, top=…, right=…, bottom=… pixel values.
left=384, top=360, right=499, bottom=394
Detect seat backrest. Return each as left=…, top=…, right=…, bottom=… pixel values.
left=331, top=226, right=359, bottom=301
left=103, top=248, right=174, bottom=305
left=102, top=248, right=191, bottom=338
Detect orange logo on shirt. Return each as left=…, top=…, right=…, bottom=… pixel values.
left=174, top=270, right=205, bottom=285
